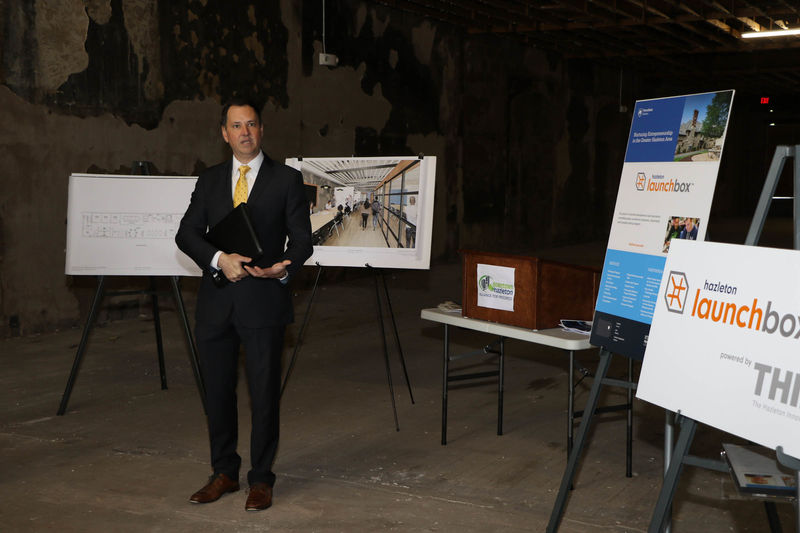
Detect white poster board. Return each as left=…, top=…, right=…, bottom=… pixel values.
left=287, top=156, right=436, bottom=269
left=637, top=240, right=800, bottom=458
left=65, top=174, right=201, bottom=276
left=590, top=90, right=734, bottom=359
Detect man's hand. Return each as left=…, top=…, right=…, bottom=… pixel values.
left=218, top=252, right=251, bottom=282
left=245, top=260, right=292, bottom=279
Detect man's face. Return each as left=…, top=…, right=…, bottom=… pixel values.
left=671, top=218, right=680, bottom=228
left=221, top=105, right=263, bottom=163
left=685, top=218, right=694, bottom=230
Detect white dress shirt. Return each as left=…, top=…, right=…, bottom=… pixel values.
left=211, top=152, right=264, bottom=270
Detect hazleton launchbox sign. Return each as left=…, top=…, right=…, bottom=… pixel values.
left=637, top=239, right=800, bottom=458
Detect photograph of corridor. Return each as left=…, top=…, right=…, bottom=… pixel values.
left=298, top=157, right=424, bottom=249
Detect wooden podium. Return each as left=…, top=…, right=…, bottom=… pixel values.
left=461, top=250, right=600, bottom=330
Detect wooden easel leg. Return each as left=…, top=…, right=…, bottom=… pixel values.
left=546, top=348, right=613, bottom=532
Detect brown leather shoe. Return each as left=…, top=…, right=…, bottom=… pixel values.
left=245, top=483, right=273, bottom=511
left=189, top=473, right=240, bottom=504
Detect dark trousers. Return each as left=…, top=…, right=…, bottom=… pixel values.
left=195, top=320, right=285, bottom=487
left=405, top=226, right=416, bottom=248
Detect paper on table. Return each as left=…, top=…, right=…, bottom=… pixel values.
left=559, top=319, right=592, bottom=335
left=437, top=301, right=462, bottom=313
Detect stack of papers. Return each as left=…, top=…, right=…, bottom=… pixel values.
left=437, top=301, right=462, bottom=313
left=723, top=443, right=797, bottom=497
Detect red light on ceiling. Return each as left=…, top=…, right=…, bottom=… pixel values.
left=760, top=97, right=770, bottom=104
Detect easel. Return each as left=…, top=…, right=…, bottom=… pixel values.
left=777, top=447, right=800, bottom=531
left=647, top=144, right=800, bottom=533
left=279, top=262, right=415, bottom=431
left=546, top=347, right=636, bottom=532
left=57, top=162, right=206, bottom=416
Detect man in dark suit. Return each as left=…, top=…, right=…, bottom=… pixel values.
left=175, top=98, right=312, bottom=511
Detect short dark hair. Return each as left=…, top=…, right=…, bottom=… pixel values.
left=220, top=97, right=262, bottom=126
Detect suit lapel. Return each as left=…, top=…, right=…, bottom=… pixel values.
left=206, top=161, right=233, bottom=227
left=248, top=154, right=273, bottom=206
left=218, top=160, right=234, bottom=210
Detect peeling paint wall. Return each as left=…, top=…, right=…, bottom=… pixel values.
left=33, top=0, right=91, bottom=92
left=1, top=0, right=632, bottom=336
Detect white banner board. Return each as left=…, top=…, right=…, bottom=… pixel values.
left=65, top=174, right=201, bottom=276
left=637, top=240, right=800, bottom=458
left=591, top=90, right=734, bottom=359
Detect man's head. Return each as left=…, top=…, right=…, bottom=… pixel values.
left=409, top=196, right=416, bottom=205
left=671, top=217, right=680, bottom=228
left=685, top=218, right=695, bottom=230
left=220, top=98, right=263, bottom=163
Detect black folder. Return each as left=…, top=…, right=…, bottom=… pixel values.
left=205, top=203, right=263, bottom=261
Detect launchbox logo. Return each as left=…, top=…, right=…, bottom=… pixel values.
left=672, top=277, right=800, bottom=341
left=664, top=271, right=689, bottom=314
left=635, top=172, right=647, bottom=191
left=635, top=173, right=694, bottom=193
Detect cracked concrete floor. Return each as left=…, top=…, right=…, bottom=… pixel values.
left=1, top=254, right=795, bottom=532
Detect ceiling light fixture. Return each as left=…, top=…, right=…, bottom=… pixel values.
left=742, top=28, right=800, bottom=39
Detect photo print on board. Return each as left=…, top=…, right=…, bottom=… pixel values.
left=286, top=156, right=437, bottom=269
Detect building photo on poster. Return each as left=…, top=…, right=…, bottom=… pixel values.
left=287, top=156, right=436, bottom=270
left=590, top=90, right=734, bottom=360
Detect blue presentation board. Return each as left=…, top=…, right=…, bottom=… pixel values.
left=590, top=90, right=734, bottom=360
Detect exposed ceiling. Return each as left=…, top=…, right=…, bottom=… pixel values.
left=370, top=0, right=800, bottom=94
left=301, top=158, right=407, bottom=190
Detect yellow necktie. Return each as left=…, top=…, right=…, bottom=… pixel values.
left=233, top=165, right=250, bottom=207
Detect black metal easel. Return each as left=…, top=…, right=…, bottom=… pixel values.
left=546, top=347, right=636, bottom=532
left=57, top=162, right=206, bottom=415
left=280, top=262, right=415, bottom=431
left=368, top=263, right=416, bottom=431
left=776, top=446, right=800, bottom=532
left=647, top=144, right=800, bottom=533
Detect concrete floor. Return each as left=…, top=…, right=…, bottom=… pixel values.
left=2, top=239, right=796, bottom=532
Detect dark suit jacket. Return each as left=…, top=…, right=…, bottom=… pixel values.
left=176, top=154, right=313, bottom=328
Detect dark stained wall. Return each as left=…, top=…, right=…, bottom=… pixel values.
left=457, top=37, right=630, bottom=253
left=1, top=0, right=770, bottom=336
